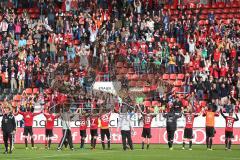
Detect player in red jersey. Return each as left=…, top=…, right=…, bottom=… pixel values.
left=182, top=108, right=199, bottom=150
left=43, top=109, right=60, bottom=149
left=140, top=108, right=157, bottom=150
left=90, top=109, right=99, bottom=149
left=99, top=108, right=112, bottom=150
left=76, top=109, right=89, bottom=149
left=17, top=105, right=42, bottom=149
left=220, top=109, right=239, bottom=150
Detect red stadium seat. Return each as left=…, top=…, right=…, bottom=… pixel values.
left=136, top=81, right=144, bottom=87
left=144, top=101, right=152, bottom=107
left=169, top=74, right=177, bottom=80
left=74, top=40, right=80, bottom=45
left=129, top=81, right=137, bottom=87
left=33, top=88, right=39, bottom=95
left=152, top=101, right=160, bottom=106
left=177, top=74, right=185, bottom=80
left=28, top=8, right=35, bottom=13
left=143, top=86, right=151, bottom=93
left=25, top=88, right=33, bottom=95
left=150, top=85, right=158, bottom=91
left=174, top=81, right=183, bottom=86
left=162, top=74, right=169, bottom=80
left=172, top=87, right=180, bottom=93
left=131, top=74, right=138, bottom=80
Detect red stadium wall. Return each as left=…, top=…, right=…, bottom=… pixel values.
left=7, top=128, right=240, bottom=144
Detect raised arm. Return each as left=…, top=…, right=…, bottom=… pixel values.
left=220, top=109, right=226, bottom=119
left=176, top=113, right=182, bottom=119
left=234, top=113, right=239, bottom=121
left=18, top=109, right=24, bottom=115
left=33, top=110, right=43, bottom=116
left=162, top=112, right=167, bottom=118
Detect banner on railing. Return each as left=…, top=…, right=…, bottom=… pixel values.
left=93, top=82, right=117, bottom=95
left=10, top=113, right=240, bottom=128
left=6, top=128, right=240, bottom=144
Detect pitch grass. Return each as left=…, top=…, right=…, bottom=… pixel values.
left=1, top=144, right=240, bottom=160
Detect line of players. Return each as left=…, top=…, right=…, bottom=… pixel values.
left=1, top=104, right=239, bottom=154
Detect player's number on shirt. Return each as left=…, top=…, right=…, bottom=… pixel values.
left=145, top=117, right=151, bottom=123
left=227, top=120, right=233, bottom=127
left=187, top=116, right=192, bottom=123
left=102, top=115, right=109, bottom=122
left=91, top=119, right=96, bottom=125
left=80, top=120, right=85, bottom=126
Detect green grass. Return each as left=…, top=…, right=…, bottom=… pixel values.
left=1, top=144, right=240, bottom=160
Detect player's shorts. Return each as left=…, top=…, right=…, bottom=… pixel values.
left=90, top=129, right=98, bottom=137
left=141, top=128, right=152, bottom=138
left=80, top=130, right=87, bottom=138
left=225, top=131, right=234, bottom=138
left=45, top=129, right=53, bottom=137
left=100, top=129, right=110, bottom=140
left=167, top=130, right=175, bottom=140
left=206, top=127, right=215, bottom=137
left=184, top=128, right=193, bottom=139
left=23, top=126, right=33, bottom=136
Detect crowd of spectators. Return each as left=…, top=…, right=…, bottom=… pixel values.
left=0, top=0, right=239, bottom=114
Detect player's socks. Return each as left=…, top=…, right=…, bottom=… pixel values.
left=206, top=137, right=209, bottom=148
left=228, top=140, right=232, bottom=149
left=182, top=142, right=185, bottom=148
left=90, top=138, right=93, bottom=147
left=209, top=139, right=212, bottom=149
left=101, top=142, right=105, bottom=150
left=45, top=140, right=48, bottom=148
left=147, top=144, right=149, bottom=149
left=142, top=142, right=144, bottom=149
left=168, top=141, right=171, bottom=148
left=93, top=139, right=97, bottom=149
left=48, top=139, right=52, bottom=149
left=169, top=140, right=173, bottom=148
left=80, top=139, right=84, bottom=148
left=64, top=140, right=68, bottom=148
left=25, top=138, right=28, bottom=148
left=225, top=139, right=228, bottom=149
left=31, top=138, right=34, bottom=147
left=107, top=140, right=110, bottom=149
left=4, top=143, right=8, bottom=153
left=189, top=141, right=192, bottom=149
